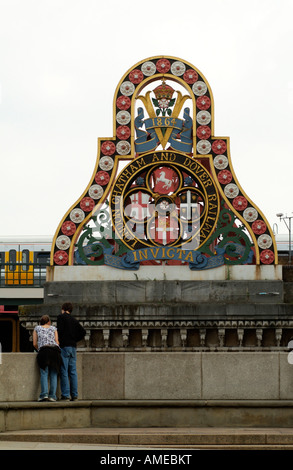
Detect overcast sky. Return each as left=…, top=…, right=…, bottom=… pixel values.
left=0, top=0, right=292, bottom=239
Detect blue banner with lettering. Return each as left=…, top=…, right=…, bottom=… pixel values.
left=120, top=246, right=219, bottom=270
left=134, top=107, right=193, bottom=153
left=75, top=242, right=254, bottom=270
left=76, top=244, right=223, bottom=270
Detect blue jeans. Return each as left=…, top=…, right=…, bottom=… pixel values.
left=60, top=346, right=78, bottom=398
left=39, top=367, right=58, bottom=400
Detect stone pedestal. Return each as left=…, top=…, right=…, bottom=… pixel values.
left=19, top=265, right=293, bottom=352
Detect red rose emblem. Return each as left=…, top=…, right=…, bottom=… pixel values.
left=196, top=125, right=211, bottom=140
left=252, top=220, right=267, bottom=235
left=95, top=171, right=110, bottom=186
left=212, top=140, right=227, bottom=154
left=218, top=170, right=232, bottom=184
left=53, top=250, right=68, bottom=265
left=260, top=249, right=274, bottom=264
left=129, top=69, right=144, bottom=84
left=233, top=196, right=248, bottom=211
left=80, top=197, right=95, bottom=212
left=116, top=95, right=131, bottom=110
left=117, top=125, right=131, bottom=140
left=156, top=59, right=171, bottom=73
left=183, top=69, right=198, bottom=84
left=61, top=221, right=76, bottom=236
left=196, top=95, right=211, bottom=110
left=101, top=141, right=116, bottom=156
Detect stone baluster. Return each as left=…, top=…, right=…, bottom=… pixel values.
left=256, top=328, right=263, bottom=347
left=237, top=328, right=244, bottom=347
left=141, top=329, right=149, bottom=348
left=84, top=329, right=91, bottom=349
left=103, top=329, right=110, bottom=349
left=122, top=329, right=129, bottom=348
left=218, top=328, right=225, bottom=348
left=180, top=329, right=187, bottom=348
left=275, top=328, right=282, bottom=347
left=199, top=328, right=206, bottom=347
left=161, top=329, right=168, bottom=348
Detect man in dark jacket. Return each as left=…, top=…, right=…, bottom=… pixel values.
left=57, top=302, right=86, bottom=401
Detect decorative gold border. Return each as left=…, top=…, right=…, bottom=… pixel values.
left=51, top=55, right=277, bottom=266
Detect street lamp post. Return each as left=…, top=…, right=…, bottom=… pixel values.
left=276, top=213, right=293, bottom=264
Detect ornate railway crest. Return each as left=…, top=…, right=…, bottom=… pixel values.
left=51, top=56, right=277, bottom=269
left=111, top=151, right=219, bottom=252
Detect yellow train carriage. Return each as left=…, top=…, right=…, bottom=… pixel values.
left=0, top=236, right=52, bottom=286
left=4, top=249, right=34, bottom=285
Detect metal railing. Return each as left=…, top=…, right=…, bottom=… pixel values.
left=0, top=263, right=47, bottom=287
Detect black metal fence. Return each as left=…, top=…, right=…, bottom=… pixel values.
left=0, top=263, right=47, bottom=287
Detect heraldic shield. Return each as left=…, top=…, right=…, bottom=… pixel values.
left=51, top=56, right=278, bottom=270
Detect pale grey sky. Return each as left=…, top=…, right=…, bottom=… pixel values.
left=0, top=0, right=292, bottom=238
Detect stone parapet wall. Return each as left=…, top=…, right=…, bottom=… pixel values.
left=1, top=352, right=293, bottom=402
left=19, top=278, right=293, bottom=351
left=43, top=279, right=285, bottom=305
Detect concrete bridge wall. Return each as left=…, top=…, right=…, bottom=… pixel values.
left=1, top=351, right=293, bottom=402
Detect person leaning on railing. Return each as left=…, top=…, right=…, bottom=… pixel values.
left=33, top=315, right=62, bottom=402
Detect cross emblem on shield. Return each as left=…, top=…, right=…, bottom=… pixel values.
left=180, top=190, right=198, bottom=220
left=129, top=191, right=151, bottom=220
left=155, top=216, right=179, bottom=245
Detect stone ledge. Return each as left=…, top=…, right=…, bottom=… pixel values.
left=20, top=302, right=293, bottom=322
left=2, top=400, right=293, bottom=432
left=47, top=265, right=283, bottom=282
left=4, top=426, right=293, bottom=448
left=3, top=398, right=293, bottom=409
